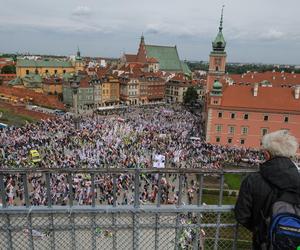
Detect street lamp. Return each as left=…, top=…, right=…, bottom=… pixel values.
left=71, top=80, right=80, bottom=129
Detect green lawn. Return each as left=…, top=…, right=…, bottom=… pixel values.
left=203, top=194, right=237, bottom=205
left=224, top=173, right=245, bottom=190
left=0, top=108, right=37, bottom=126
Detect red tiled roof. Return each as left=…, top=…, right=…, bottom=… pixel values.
left=96, top=67, right=109, bottom=78
left=124, top=54, right=138, bottom=63
left=147, top=57, right=158, bottom=63
left=224, top=71, right=300, bottom=88
left=0, top=74, right=16, bottom=77
left=80, top=77, right=93, bottom=88
left=0, top=86, right=64, bottom=109
left=218, top=85, right=300, bottom=112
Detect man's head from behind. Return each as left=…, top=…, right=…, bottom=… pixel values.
left=262, top=130, right=299, bottom=160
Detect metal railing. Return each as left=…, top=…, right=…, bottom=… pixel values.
left=0, top=168, right=255, bottom=250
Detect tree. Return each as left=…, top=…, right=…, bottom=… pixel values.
left=1, top=65, right=16, bottom=74
left=183, top=86, right=198, bottom=105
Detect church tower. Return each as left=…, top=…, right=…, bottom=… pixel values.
left=74, top=47, right=84, bottom=72
left=137, top=34, right=147, bottom=63
left=206, top=6, right=227, bottom=93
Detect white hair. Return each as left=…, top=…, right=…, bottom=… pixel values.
left=262, top=130, right=299, bottom=158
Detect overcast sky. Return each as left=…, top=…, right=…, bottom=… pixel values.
left=0, top=0, right=299, bottom=64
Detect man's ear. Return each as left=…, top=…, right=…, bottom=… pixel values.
left=263, top=150, right=271, bottom=161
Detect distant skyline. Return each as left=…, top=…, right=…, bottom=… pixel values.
left=0, top=0, right=300, bottom=64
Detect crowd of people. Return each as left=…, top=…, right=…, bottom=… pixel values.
left=0, top=105, right=266, bottom=207
left=0, top=105, right=264, bottom=170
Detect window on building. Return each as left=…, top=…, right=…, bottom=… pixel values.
left=241, top=127, right=248, bottom=135
left=228, top=126, right=235, bottom=134
left=228, top=138, right=232, bottom=144
left=45, top=70, right=48, bottom=74
left=261, top=128, right=268, bottom=136
left=63, top=70, right=66, bottom=74
left=244, top=113, right=249, bottom=120
left=240, top=139, right=245, bottom=145
left=213, top=100, right=219, bottom=104
left=231, top=113, right=236, bottom=119
left=284, top=116, right=289, bottom=123
left=264, top=115, right=269, bottom=121
left=216, top=137, right=220, bottom=143
left=26, top=70, right=29, bottom=75
left=54, top=69, right=58, bottom=74
left=215, top=124, right=222, bottom=133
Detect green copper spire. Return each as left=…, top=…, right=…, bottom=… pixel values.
left=212, top=5, right=226, bottom=52
left=210, top=80, right=223, bottom=96
left=76, top=46, right=82, bottom=60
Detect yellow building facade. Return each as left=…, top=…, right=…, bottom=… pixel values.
left=101, top=76, right=120, bottom=104
left=16, top=54, right=84, bottom=78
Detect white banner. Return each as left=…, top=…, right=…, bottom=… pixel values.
left=153, top=154, right=165, bottom=168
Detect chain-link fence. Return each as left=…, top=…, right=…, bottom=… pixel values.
left=0, top=168, right=254, bottom=249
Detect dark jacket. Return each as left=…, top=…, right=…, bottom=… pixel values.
left=234, top=157, right=300, bottom=249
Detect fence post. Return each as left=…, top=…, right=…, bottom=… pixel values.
left=45, top=173, right=52, bottom=207
left=49, top=213, right=55, bottom=250
left=0, top=174, right=6, bottom=208
left=214, top=172, right=224, bottom=250
left=6, top=214, right=13, bottom=250
left=68, top=172, right=73, bottom=207
left=133, top=213, right=140, bottom=250
left=134, top=169, right=140, bottom=209
left=194, top=174, right=204, bottom=249
left=232, top=222, right=239, bottom=250
left=27, top=213, right=34, bottom=250
left=154, top=214, right=160, bottom=250
left=112, top=213, right=117, bottom=250
left=112, top=174, right=117, bottom=250
left=133, top=169, right=140, bottom=249
left=91, top=213, right=96, bottom=250
left=22, top=173, right=30, bottom=208
left=91, top=173, right=95, bottom=207
left=175, top=173, right=184, bottom=250
left=70, top=213, right=76, bottom=250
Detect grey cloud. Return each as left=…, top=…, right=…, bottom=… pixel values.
left=259, top=29, right=285, bottom=41
left=72, top=6, right=92, bottom=16
left=0, top=0, right=300, bottom=64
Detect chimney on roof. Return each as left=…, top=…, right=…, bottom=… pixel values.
left=273, top=76, right=276, bottom=80
left=253, top=83, right=259, bottom=97
left=295, top=86, right=300, bottom=99
left=251, top=75, right=254, bottom=79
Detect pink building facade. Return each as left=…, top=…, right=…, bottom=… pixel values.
left=206, top=84, right=300, bottom=150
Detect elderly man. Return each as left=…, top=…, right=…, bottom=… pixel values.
left=235, top=130, right=300, bottom=249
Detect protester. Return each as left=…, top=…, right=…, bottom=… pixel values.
left=0, top=105, right=263, bottom=170
left=235, top=130, right=300, bottom=250
left=0, top=105, right=267, bottom=207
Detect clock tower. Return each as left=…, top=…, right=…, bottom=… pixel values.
left=207, top=6, right=227, bottom=93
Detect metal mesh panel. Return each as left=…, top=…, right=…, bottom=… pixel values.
left=116, top=229, right=133, bottom=250
left=0, top=168, right=256, bottom=249
left=12, top=230, right=29, bottom=250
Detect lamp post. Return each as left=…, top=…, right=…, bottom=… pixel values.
left=71, top=80, right=80, bottom=129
